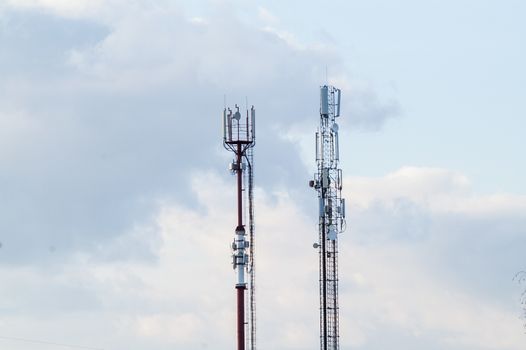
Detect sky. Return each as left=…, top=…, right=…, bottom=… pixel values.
left=0, top=0, right=525, bottom=349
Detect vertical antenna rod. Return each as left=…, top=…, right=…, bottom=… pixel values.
left=309, top=85, right=345, bottom=350
left=223, top=105, right=256, bottom=350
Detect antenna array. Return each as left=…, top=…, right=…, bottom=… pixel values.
left=310, top=85, right=345, bottom=350
left=223, top=104, right=257, bottom=350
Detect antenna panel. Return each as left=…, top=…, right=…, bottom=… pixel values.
left=320, top=86, right=329, bottom=116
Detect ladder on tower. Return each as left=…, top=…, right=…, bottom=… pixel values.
left=246, top=146, right=256, bottom=350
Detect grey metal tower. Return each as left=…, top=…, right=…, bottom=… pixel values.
left=309, top=85, right=346, bottom=350
left=223, top=105, right=257, bottom=350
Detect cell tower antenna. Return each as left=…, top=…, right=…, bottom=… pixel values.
left=309, top=85, right=345, bottom=350
left=223, top=103, right=257, bottom=350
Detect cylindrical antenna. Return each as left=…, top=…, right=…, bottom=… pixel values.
left=223, top=109, right=228, bottom=141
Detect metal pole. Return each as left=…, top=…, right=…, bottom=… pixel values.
left=237, top=146, right=243, bottom=228
left=237, top=285, right=246, bottom=350
left=236, top=144, right=245, bottom=350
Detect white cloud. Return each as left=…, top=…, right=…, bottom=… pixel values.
left=257, top=6, right=278, bottom=24
left=0, top=0, right=365, bottom=266
left=347, top=166, right=526, bottom=217
left=347, top=166, right=471, bottom=207
left=1, top=2, right=522, bottom=349
left=5, top=0, right=106, bottom=18
left=1, top=167, right=525, bottom=349
left=136, top=313, right=203, bottom=342
left=0, top=110, right=42, bottom=159
left=341, top=167, right=526, bottom=349
left=342, top=244, right=525, bottom=349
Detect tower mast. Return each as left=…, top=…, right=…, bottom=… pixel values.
left=310, top=85, right=345, bottom=350
left=223, top=105, right=256, bottom=350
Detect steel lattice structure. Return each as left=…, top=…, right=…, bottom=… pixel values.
left=245, top=146, right=256, bottom=350
left=310, top=85, right=346, bottom=350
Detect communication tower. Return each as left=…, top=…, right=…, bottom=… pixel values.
left=223, top=104, right=257, bottom=350
left=309, top=85, right=346, bottom=350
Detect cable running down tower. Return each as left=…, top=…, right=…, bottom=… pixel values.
left=223, top=105, right=257, bottom=350
left=309, top=85, right=346, bottom=350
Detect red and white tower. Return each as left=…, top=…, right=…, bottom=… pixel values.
left=223, top=105, right=256, bottom=350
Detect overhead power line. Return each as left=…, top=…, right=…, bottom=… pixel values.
left=0, top=335, right=104, bottom=350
